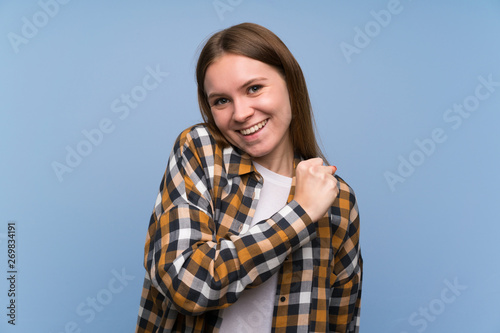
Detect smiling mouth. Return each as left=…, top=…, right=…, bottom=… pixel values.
left=239, top=120, right=268, bottom=136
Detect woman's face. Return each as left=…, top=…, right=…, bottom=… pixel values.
left=204, top=53, right=293, bottom=169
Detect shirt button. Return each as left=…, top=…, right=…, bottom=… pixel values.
left=280, top=296, right=286, bottom=302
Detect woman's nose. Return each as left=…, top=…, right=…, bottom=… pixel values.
left=232, top=99, right=255, bottom=122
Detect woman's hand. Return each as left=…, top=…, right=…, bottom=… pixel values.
left=294, top=158, right=339, bottom=222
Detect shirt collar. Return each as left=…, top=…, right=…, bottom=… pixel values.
left=224, top=146, right=256, bottom=178
left=224, top=144, right=303, bottom=183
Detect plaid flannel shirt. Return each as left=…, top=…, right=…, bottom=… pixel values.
left=136, top=124, right=362, bottom=332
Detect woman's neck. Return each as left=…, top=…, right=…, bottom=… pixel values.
left=252, top=148, right=294, bottom=177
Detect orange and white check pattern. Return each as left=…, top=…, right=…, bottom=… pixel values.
left=136, top=124, right=362, bottom=332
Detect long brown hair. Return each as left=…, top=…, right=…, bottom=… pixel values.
left=196, top=22, right=326, bottom=161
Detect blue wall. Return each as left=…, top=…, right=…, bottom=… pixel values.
left=1, top=1, right=499, bottom=332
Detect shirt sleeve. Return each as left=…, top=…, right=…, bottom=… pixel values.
left=329, top=186, right=363, bottom=333
left=143, top=128, right=316, bottom=316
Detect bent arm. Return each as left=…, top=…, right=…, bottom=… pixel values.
left=145, top=130, right=316, bottom=316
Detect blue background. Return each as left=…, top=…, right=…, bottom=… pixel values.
left=1, top=1, right=499, bottom=332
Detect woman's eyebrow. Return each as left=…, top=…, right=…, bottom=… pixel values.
left=207, top=91, right=225, bottom=100
left=239, top=77, right=268, bottom=90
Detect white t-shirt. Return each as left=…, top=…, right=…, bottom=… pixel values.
left=219, top=162, right=292, bottom=333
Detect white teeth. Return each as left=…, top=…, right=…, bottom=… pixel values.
left=240, top=120, right=267, bottom=136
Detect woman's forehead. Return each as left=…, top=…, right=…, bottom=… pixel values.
left=204, top=54, right=282, bottom=92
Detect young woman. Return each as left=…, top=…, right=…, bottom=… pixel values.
left=136, top=23, right=362, bottom=333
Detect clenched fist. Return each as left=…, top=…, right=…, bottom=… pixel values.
left=294, top=158, right=339, bottom=222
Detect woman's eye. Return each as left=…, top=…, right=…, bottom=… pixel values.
left=248, top=85, right=262, bottom=94
left=214, top=98, right=229, bottom=106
